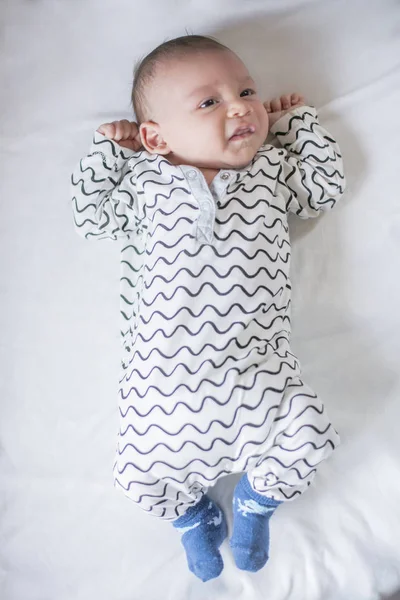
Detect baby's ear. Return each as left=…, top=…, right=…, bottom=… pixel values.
left=139, top=121, right=170, bottom=155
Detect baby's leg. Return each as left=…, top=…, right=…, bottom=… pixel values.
left=114, top=470, right=227, bottom=581
left=230, top=377, right=340, bottom=572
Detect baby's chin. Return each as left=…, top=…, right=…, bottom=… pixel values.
left=178, top=142, right=262, bottom=172
left=221, top=146, right=260, bottom=170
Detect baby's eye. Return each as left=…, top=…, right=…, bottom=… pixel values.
left=199, top=99, right=217, bottom=109
left=240, top=88, right=256, bottom=97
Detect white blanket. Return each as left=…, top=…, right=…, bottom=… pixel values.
left=1, top=1, right=399, bottom=599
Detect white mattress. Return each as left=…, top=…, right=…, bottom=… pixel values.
left=1, top=0, right=400, bottom=599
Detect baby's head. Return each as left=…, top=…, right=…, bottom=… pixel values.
left=132, top=35, right=269, bottom=170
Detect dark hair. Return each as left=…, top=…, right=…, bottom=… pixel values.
left=131, top=35, right=230, bottom=123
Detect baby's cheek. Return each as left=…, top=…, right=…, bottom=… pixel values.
left=204, top=124, right=223, bottom=149
left=257, top=107, right=269, bottom=135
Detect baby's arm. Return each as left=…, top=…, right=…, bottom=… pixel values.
left=71, top=120, right=144, bottom=240
left=268, top=98, right=346, bottom=218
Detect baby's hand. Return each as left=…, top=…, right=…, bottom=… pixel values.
left=264, top=94, right=305, bottom=127
left=97, top=119, right=143, bottom=152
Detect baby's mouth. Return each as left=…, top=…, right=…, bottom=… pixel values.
left=229, top=125, right=256, bottom=141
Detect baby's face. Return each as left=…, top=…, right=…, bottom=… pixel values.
left=142, top=50, right=269, bottom=170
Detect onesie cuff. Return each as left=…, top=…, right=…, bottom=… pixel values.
left=89, top=130, right=136, bottom=171
left=242, top=474, right=282, bottom=506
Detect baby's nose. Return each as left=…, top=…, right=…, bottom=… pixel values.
left=227, top=100, right=251, bottom=118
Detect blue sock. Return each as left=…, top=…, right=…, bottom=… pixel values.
left=230, top=474, right=281, bottom=572
left=173, top=495, right=228, bottom=582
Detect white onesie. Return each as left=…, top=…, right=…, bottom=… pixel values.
left=71, top=106, right=345, bottom=520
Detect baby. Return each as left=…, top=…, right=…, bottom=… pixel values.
left=71, top=35, right=345, bottom=582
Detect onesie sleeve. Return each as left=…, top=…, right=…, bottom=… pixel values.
left=71, top=131, right=144, bottom=240
left=270, top=106, right=346, bottom=218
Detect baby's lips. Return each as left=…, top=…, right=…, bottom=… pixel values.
left=229, top=125, right=256, bottom=140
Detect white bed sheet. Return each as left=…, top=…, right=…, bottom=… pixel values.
left=1, top=0, right=400, bottom=599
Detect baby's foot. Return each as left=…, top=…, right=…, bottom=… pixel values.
left=230, top=475, right=281, bottom=572
left=173, top=495, right=227, bottom=582
left=264, top=93, right=305, bottom=127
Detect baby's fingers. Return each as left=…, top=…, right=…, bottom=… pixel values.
left=281, top=94, right=292, bottom=110
left=271, top=97, right=282, bottom=113
left=264, top=100, right=272, bottom=113
left=112, top=119, right=133, bottom=142
left=291, top=93, right=305, bottom=106
left=97, top=123, right=116, bottom=138
left=97, top=120, right=138, bottom=142
left=291, top=93, right=299, bottom=105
